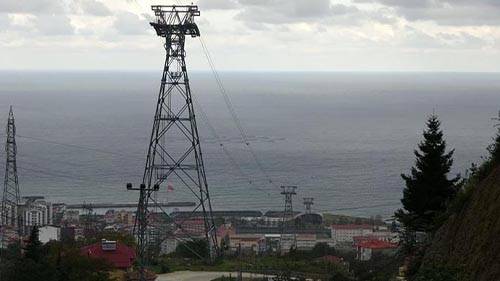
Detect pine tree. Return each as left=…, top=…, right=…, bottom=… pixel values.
left=396, top=114, right=460, bottom=232
left=25, top=226, right=43, bottom=262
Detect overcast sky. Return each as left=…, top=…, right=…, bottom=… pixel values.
left=1, top=0, right=500, bottom=71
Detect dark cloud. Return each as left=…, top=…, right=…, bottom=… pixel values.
left=356, top=0, right=500, bottom=26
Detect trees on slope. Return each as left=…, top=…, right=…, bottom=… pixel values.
left=396, top=114, right=460, bottom=233
left=489, top=111, right=500, bottom=164
left=1, top=226, right=113, bottom=281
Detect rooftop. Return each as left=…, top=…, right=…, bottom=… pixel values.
left=356, top=239, right=398, bottom=249
left=331, top=224, right=373, bottom=230
left=81, top=240, right=135, bottom=269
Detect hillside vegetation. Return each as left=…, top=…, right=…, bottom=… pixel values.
left=421, top=165, right=500, bottom=280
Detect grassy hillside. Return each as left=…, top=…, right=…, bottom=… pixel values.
left=421, top=165, right=500, bottom=280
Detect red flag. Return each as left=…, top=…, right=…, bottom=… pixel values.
left=167, top=183, right=174, bottom=192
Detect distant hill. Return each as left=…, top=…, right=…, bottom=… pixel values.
left=421, top=165, right=500, bottom=280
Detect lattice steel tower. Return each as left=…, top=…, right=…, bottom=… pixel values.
left=127, top=5, right=218, bottom=278
left=303, top=197, right=314, bottom=214
left=1, top=106, right=21, bottom=235
left=280, top=186, right=297, bottom=252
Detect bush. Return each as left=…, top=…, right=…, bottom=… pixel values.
left=174, top=239, right=209, bottom=259
left=414, top=263, right=469, bottom=281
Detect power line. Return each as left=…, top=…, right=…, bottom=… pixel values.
left=3, top=129, right=274, bottom=197
left=16, top=134, right=136, bottom=158
left=194, top=98, right=272, bottom=196
left=198, top=36, right=279, bottom=188
left=0, top=117, right=400, bottom=213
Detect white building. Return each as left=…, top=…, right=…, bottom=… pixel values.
left=63, top=210, right=80, bottom=224
left=160, top=238, right=179, bottom=255
left=20, top=198, right=53, bottom=227
left=331, top=224, right=373, bottom=244
left=39, top=226, right=60, bottom=243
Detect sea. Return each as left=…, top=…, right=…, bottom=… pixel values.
left=0, top=71, right=499, bottom=218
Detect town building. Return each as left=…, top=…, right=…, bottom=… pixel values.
left=39, top=225, right=60, bottom=243
left=19, top=197, right=53, bottom=229
left=355, top=239, right=398, bottom=261
left=61, top=225, right=84, bottom=242
left=228, top=234, right=265, bottom=253
left=295, top=233, right=316, bottom=250
left=62, top=210, right=80, bottom=224
left=331, top=224, right=373, bottom=244
left=160, top=238, right=179, bottom=255
left=171, top=210, right=263, bottom=222
left=116, top=210, right=135, bottom=226
left=262, top=211, right=301, bottom=227
left=174, top=218, right=206, bottom=237
left=52, top=203, right=66, bottom=226
left=104, top=209, right=116, bottom=224
left=81, top=239, right=136, bottom=270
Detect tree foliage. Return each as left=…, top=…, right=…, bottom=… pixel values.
left=0, top=226, right=113, bottom=281
left=174, top=239, right=209, bottom=259
left=414, top=263, right=469, bottom=281
left=310, top=242, right=336, bottom=258
left=488, top=110, right=500, bottom=164
left=78, top=229, right=136, bottom=248
left=396, top=114, right=460, bottom=232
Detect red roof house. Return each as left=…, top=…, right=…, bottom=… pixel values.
left=355, top=239, right=398, bottom=261
left=81, top=239, right=136, bottom=269
left=356, top=239, right=398, bottom=249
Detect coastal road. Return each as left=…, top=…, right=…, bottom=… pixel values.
left=157, top=271, right=268, bottom=281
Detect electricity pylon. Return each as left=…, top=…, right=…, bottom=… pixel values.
left=303, top=197, right=314, bottom=214
left=280, top=186, right=297, bottom=253
left=127, top=5, right=218, bottom=280
left=1, top=106, right=21, bottom=237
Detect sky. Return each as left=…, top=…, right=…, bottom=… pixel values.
left=1, top=0, right=500, bottom=71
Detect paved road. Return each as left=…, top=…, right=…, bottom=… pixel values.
left=157, top=271, right=268, bottom=281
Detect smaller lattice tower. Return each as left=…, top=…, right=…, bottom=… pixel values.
left=82, top=202, right=96, bottom=238
left=1, top=106, right=21, bottom=237
left=303, top=197, right=314, bottom=214
left=280, top=186, right=297, bottom=253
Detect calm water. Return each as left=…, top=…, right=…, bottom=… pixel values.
left=0, top=71, right=499, bottom=218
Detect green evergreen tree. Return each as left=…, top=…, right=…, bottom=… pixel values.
left=396, top=114, right=460, bottom=232
left=25, top=226, right=43, bottom=262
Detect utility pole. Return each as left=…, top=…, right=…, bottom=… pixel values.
left=237, top=243, right=243, bottom=281
left=280, top=186, right=297, bottom=254
left=127, top=5, right=218, bottom=280
left=1, top=106, right=22, bottom=238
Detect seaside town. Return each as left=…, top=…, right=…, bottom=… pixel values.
left=2, top=1, right=500, bottom=281
left=2, top=196, right=398, bottom=265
